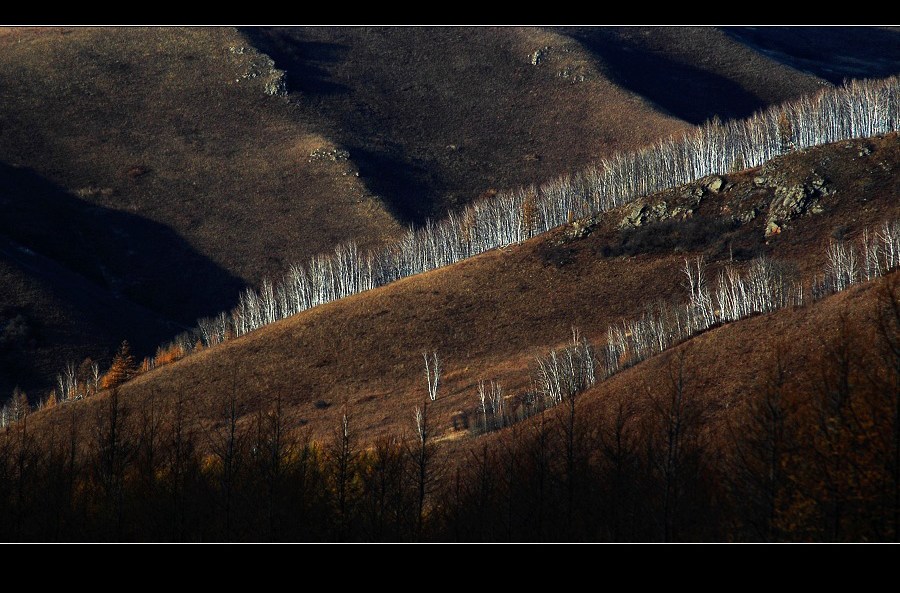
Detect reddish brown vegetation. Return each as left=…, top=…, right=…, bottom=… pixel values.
left=99, top=342, right=136, bottom=391
left=0, top=274, right=896, bottom=541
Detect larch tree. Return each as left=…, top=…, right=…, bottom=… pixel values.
left=103, top=341, right=137, bottom=390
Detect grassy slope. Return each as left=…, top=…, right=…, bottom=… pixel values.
left=0, top=27, right=402, bottom=393
left=30, top=134, right=899, bottom=444
left=2, top=26, right=896, bottom=396
left=722, top=26, right=900, bottom=85
left=246, top=26, right=690, bottom=223
left=559, top=27, right=830, bottom=125
left=0, top=27, right=402, bottom=319
left=0, top=239, right=176, bottom=396
left=464, top=269, right=897, bottom=464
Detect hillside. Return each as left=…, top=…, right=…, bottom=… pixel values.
left=573, top=272, right=892, bottom=422
left=3, top=26, right=891, bottom=395
left=27, top=133, right=899, bottom=445
left=441, top=271, right=900, bottom=541
left=558, top=26, right=828, bottom=124
left=1, top=26, right=898, bottom=542
left=0, top=27, right=403, bottom=394
left=0, top=238, right=176, bottom=397
left=0, top=27, right=402, bottom=319
left=723, top=26, right=900, bottom=85
left=248, top=26, right=880, bottom=219
left=2, top=128, right=898, bottom=541
left=247, top=26, right=690, bottom=221
left=6, top=228, right=897, bottom=541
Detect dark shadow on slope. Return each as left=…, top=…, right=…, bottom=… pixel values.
left=346, top=144, right=442, bottom=224
left=724, top=27, right=900, bottom=85
left=0, top=241, right=181, bottom=397
left=0, top=163, right=245, bottom=326
left=242, top=27, right=442, bottom=225
left=241, top=28, right=349, bottom=96
left=0, top=297, right=42, bottom=395
left=561, top=27, right=769, bottom=125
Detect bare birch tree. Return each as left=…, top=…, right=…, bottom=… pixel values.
left=424, top=351, right=441, bottom=402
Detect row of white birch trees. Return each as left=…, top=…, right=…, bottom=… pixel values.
left=508, top=220, right=899, bottom=431
left=179, top=75, right=900, bottom=356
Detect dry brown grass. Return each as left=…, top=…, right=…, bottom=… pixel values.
left=248, top=26, right=691, bottom=221
left=456, top=270, right=897, bottom=466
left=22, top=134, right=899, bottom=448
left=0, top=27, right=404, bottom=392
left=0, top=27, right=402, bottom=317
left=0, top=28, right=397, bottom=286
left=559, top=27, right=833, bottom=125
left=0, top=237, right=176, bottom=396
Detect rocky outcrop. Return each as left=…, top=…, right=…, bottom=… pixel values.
left=528, top=43, right=589, bottom=83
left=760, top=170, right=830, bottom=237
left=617, top=175, right=724, bottom=229
left=264, top=71, right=287, bottom=97
left=229, top=44, right=288, bottom=97
left=706, top=175, right=724, bottom=193
left=530, top=46, right=550, bottom=66
left=568, top=218, right=598, bottom=240
left=309, top=147, right=351, bottom=163
left=614, top=157, right=836, bottom=239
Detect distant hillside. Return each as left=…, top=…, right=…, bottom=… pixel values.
left=0, top=27, right=401, bottom=322
left=0, top=238, right=175, bottom=397
left=557, top=26, right=829, bottom=124
left=0, top=27, right=403, bottom=393
left=723, top=26, right=900, bottom=84
left=247, top=26, right=875, bottom=220
left=246, top=26, right=690, bottom=222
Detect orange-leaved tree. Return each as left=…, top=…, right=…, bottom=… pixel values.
left=102, top=341, right=137, bottom=390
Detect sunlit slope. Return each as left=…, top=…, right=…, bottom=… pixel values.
left=37, top=134, right=899, bottom=443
